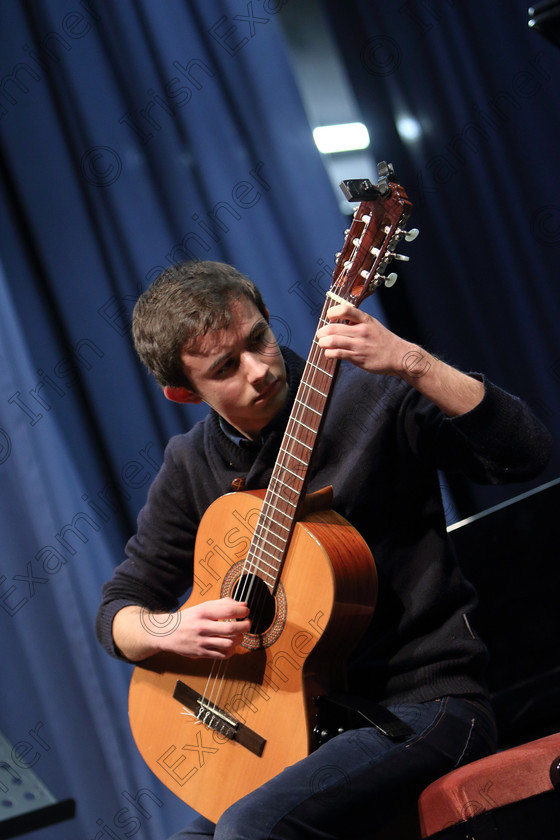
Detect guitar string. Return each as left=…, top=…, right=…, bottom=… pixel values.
left=222, top=211, right=376, bottom=627
left=196, top=235, right=366, bottom=722
left=196, top=220, right=370, bottom=724
left=195, top=298, right=343, bottom=723
left=233, top=297, right=338, bottom=593
left=196, top=295, right=349, bottom=723
left=199, top=205, right=410, bottom=727
left=234, top=204, right=376, bottom=596
left=198, top=304, right=340, bottom=724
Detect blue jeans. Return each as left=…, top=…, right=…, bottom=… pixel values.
left=168, top=695, right=497, bottom=840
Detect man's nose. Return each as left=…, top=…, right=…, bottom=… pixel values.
left=242, top=351, right=269, bottom=383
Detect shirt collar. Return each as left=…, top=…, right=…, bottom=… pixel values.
left=218, top=415, right=261, bottom=449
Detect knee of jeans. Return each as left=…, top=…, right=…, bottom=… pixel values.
left=214, top=798, right=254, bottom=840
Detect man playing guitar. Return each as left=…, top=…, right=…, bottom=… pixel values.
left=96, top=252, right=551, bottom=839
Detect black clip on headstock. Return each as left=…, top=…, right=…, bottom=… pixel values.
left=339, top=161, right=395, bottom=201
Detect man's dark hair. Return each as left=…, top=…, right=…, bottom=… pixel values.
left=132, top=260, right=267, bottom=388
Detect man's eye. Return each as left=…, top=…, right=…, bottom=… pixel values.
left=216, top=359, right=234, bottom=376
left=250, top=328, right=268, bottom=348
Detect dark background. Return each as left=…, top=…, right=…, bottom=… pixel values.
left=0, top=2, right=558, bottom=837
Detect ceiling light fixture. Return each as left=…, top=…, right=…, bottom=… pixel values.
left=313, top=122, right=370, bottom=154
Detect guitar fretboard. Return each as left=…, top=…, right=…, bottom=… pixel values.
left=240, top=178, right=412, bottom=591
left=244, top=299, right=340, bottom=588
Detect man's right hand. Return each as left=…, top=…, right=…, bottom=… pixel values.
left=112, top=598, right=251, bottom=662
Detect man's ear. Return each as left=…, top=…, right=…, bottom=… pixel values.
left=163, top=385, right=202, bottom=405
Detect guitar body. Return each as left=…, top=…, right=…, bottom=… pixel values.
left=129, top=489, right=377, bottom=823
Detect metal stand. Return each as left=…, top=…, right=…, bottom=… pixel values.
left=0, top=730, right=75, bottom=837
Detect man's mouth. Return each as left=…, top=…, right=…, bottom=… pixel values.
left=254, top=378, right=280, bottom=403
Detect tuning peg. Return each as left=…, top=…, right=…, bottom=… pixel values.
left=391, top=253, right=410, bottom=262
left=389, top=226, right=420, bottom=242
left=371, top=271, right=398, bottom=289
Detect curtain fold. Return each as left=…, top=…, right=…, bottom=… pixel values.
left=0, top=261, right=188, bottom=837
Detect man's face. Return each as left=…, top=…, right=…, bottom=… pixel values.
left=179, top=297, right=288, bottom=440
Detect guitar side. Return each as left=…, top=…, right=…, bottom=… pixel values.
left=128, top=490, right=377, bottom=823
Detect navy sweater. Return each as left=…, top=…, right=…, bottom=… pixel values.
left=96, top=348, right=552, bottom=705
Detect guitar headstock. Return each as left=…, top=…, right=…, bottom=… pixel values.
left=331, top=162, right=418, bottom=307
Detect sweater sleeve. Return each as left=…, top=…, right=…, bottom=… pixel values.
left=95, top=434, right=200, bottom=660
left=400, top=374, right=553, bottom=483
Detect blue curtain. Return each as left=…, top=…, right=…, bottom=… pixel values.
left=323, top=0, right=560, bottom=514
left=0, top=1, right=344, bottom=837
left=1, top=1, right=559, bottom=837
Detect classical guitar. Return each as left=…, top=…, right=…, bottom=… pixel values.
left=128, top=162, right=416, bottom=823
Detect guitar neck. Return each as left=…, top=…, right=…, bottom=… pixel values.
left=243, top=164, right=415, bottom=591
left=246, top=296, right=340, bottom=588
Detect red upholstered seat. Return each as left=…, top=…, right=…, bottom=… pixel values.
left=418, top=732, right=560, bottom=837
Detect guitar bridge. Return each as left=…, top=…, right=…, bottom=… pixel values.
left=196, top=699, right=238, bottom=739
left=173, top=680, right=266, bottom=757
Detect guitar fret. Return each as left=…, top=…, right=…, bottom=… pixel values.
left=263, top=502, right=297, bottom=522
left=280, top=450, right=311, bottom=469
left=266, top=484, right=296, bottom=503
left=267, top=479, right=300, bottom=504
left=280, top=437, right=312, bottom=458
left=278, top=466, right=304, bottom=484
left=247, top=545, right=283, bottom=571
left=267, top=491, right=298, bottom=509
left=293, top=398, right=322, bottom=417
left=243, top=558, right=277, bottom=582
left=251, top=527, right=286, bottom=550
left=300, top=381, right=329, bottom=398
left=290, top=416, right=321, bottom=436
left=306, top=358, right=334, bottom=378
left=253, top=531, right=287, bottom=554
left=257, top=513, right=291, bottom=534
left=289, top=417, right=317, bottom=435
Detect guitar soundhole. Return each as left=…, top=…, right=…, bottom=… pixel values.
left=232, top=573, right=275, bottom=634
left=221, top=562, right=287, bottom=649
